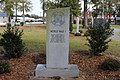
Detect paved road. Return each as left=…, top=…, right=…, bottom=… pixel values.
left=111, top=28, right=120, bottom=41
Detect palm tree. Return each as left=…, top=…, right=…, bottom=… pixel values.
left=2, top=0, right=14, bottom=22
left=19, top=0, right=32, bottom=23
left=40, top=0, right=49, bottom=24
left=14, top=0, right=21, bottom=23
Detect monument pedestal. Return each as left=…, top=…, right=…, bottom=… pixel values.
left=35, top=64, right=79, bottom=77
left=35, top=7, right=79, bottom=78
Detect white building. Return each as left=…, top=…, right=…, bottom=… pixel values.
left=0, top=12, right=8, bottom=26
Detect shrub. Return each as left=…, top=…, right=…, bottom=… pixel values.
left=88, top=18, right=92, bottom=25
left=69, top=23, right=73, bottom=33
left=79, top=30, right=83, bottom=33
left=20, top=22, right=24, bottom=26
left=87, top=22, right=114, bottom=55
left=74, top=33, right=81, bottom=36
left=84, top=31, right=89, bottom=36
left=52, top=76, right=61, bottom=80
left=73, top=19, right=82, bottom=24
left=82, top=18, right=92, bottom=26
left=6, top=23, right=11, bottom=27
left=108, top=19, right=111, bottom=23
left=0, top=60, right=10, bottom=74
left=69, top=14, right=73, bottom=32
left=0, top=24, right=25, bottom=59
left=100, top=58, right=120, bottom=71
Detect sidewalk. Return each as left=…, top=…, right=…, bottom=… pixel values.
left=111, top=28, right=120, bottom=41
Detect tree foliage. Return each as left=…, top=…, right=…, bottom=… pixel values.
left=60, top=0, right=81, bottom=16
left=0, top=24, right=25, bottom=59
left=92, top=0, right=120, bottom=18
left=0, top=0, right=32, bottom=23
left=100, top=58, right=120, bottom=71
left=87, top=22, right=114, bottom=56
left=0, top=0, right=14, bottom=22
left=40, top=0, right=81, bottom=32
left=18, top=0, right=32, bottom=12
left=0, top=60, right=10, bottom=74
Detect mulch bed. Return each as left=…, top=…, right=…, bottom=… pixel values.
left=0, top=51, right=120, bottom=80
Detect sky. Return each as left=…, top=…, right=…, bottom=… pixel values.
left=18, top=0, right=93, bottom=16
left=29, top=0, right=43, bottom=16
left=18, top=0, right=43, bottom=16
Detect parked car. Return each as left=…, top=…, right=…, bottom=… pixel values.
left=0, top=23, right=6, bottom=27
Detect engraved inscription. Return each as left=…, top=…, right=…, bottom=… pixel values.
left=50, top=34, right=65, bottom=43
left=50, top=30, right=66, bottom=33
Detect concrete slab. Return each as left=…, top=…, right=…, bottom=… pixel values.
left=35, top=64, right=79, bottom=78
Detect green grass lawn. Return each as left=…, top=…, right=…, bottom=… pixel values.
left=0, top=25, right=120, bottom=57
left=22, top=26, right=88, bottom=52
left=118, top=33, right=120, bottom=36
left=24, top=23, right=46, bottom=27
left=111, top=25, right=120, bottom=28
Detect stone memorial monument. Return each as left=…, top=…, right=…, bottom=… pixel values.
left=35, top=7, right=79, bottom=77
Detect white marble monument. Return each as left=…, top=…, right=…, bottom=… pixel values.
left=35, top=7, right=79, bottom=77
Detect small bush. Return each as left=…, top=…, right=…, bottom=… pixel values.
left=84, top=31, right=89, bottom=36
left=79, top=30, right=83, bottom=33
left=73, top=19, right=82, bottom=24
left=0, top=24, right=25, bottom=59
left=100, top=58, right=120, bottom=71
left=6, top=23, right=11, bottom=27
left=74, top=33, right=81, bottom=36
left=69, top=24, right=73, bottom=33
left=87, top=22, right=113, bottom=55
left=52, top=76, right=61, bottom=80
left=69, top=14, right=73, bottom=32
left=108, top=19, right=111, bottom=23
left=82, top=18, right=92, bottom=26
left=88, top=18, right=92, bottom=25
left=20, top=22, right=24, bottom=26
left=0, top=60, right=10, bottom=74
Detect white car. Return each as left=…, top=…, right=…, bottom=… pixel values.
left=11, top=21, right=21, bottom=26
left=0, top=23, right=6, bottom=27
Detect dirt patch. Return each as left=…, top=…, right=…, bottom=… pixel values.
left=0, top=51, right=120, bottom=80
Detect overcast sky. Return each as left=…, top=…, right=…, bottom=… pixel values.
left=18, top=0, right=93, bottom=16
left=30, top=0, right=43, bottom=16
left=18, top=0, right=43, bottom=16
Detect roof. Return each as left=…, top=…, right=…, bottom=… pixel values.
left=0, top=12, right=7, bottom=17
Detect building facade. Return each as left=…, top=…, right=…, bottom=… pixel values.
left=0, top=12, right=8, bottom=26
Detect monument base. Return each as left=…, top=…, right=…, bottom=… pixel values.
left=35, top=64, right=79, bottom=78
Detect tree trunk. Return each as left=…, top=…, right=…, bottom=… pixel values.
left=84, top=0, right=88, bottom=28
left=8, top=15, right=11, bottom=22
left=15, top=2, right=17, bottom=23
left=69, top=13, right=73, bottom=33
left=42, top=1, right=45, bottom=24
left=23, top=2, right=25, bottom=24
